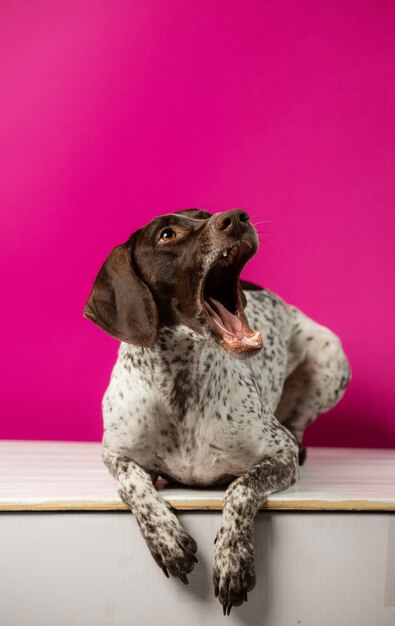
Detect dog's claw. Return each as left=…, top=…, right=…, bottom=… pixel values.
left=214, top=584, right=219, bottom=598
left=179, top=572, right=189, bottom=585
left=161, top=566, right=169, bottom=578
left=243, top=589, right=248, bottom=602
left=192, top=554, right=198, bottom=563
left=222, top=602, right=232, bottom=616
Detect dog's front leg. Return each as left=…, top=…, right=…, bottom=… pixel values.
left=103, top=447, right=198, bottom=583
left=213, top=443, right=298, bottom=614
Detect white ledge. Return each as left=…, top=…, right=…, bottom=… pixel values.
left=0, top=440, right=394, bottom=512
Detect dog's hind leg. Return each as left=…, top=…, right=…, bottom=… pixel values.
left=276, top=308, right=351, bottom=463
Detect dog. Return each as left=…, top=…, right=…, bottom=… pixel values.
left=84, top=208, right=350, bottom=614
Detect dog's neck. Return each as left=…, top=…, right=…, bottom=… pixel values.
left=120, top=325, right=228, bottom=388
left=118, top=325, right=261, bottom=422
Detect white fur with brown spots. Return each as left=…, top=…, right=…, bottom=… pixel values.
left=85, top=209, right=350, bottom=614
left=101, top=288, right=350, bottom=614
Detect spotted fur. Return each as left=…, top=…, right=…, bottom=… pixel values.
left=86, top=210, right=351, bottom=614
left=101, top=289, right=350, bottom=612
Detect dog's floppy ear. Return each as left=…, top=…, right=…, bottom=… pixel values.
left=83, top=242, right=159, bottom=347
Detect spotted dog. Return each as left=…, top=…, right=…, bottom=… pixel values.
left=84, top=209, right=350, bottom=615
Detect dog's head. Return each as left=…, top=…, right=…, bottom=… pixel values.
left=84, top=209, right=263, bottom=357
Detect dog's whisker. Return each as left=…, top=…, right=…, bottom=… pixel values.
left=251, top=220, right=273, bottom=226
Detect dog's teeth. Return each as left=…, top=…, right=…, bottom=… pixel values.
left=223, top=250, right=228, bottom=257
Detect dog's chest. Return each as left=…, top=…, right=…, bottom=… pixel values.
left=105, top=362, right=288, bottom=483
left=161, top=374, right=269, bottom=483
left=103, top=291, right=292, bottom=485
left=107, top=365, right=271, bottom=485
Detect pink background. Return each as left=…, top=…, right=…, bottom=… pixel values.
left=1, top=1, right=394, bottom=447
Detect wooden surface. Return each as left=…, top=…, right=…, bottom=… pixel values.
left=0, top=440, right=395, bottom=511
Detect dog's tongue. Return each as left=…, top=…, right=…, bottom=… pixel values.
left=205, top=297, right=244, bottom=339
left=204, top=296, right=262, bottom=347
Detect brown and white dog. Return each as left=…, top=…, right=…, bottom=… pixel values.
left=84, top=208, right=350, bottom=615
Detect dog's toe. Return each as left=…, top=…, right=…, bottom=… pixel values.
left=213, top=527, right=256, bottom=612
left=147, top=521, right=198, bottom=580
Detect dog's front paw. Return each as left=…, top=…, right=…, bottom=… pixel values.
left=140, top=511, right=198, bottom=583
left=213, top=525, right=256, bottom=615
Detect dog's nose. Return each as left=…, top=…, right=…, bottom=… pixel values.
left=213, top=209, right=250, bottom=234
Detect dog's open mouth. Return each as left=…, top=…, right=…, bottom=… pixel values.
left=202, top=241, right=263, bottom=354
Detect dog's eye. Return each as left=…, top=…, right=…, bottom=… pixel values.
left=159, top=228, right=176, bottom=241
